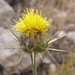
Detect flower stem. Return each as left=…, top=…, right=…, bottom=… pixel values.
left=31, top=52, right=37, bottom=75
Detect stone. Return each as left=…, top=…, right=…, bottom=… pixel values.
left=67, top=31, right=75, bottom=45
left=0, top=28, right=42, bottom=75
left=0, top=0, right=15, bottom=28
left=49, top=63, right=56, bottom=74
left=58, top=31, right=66, bottom=37
left=66, top=24, right=75, bottom=32
left=43, top=56, right=51, bottom=64
left=29, top=0, right=36, bottom=6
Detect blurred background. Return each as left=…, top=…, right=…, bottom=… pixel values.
left=0, top=0, right=75, bottom=75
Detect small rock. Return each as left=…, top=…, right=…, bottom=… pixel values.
left=67, top=31, right=75, bottom=45
left=57, top=11, right=67, bottom=18
left=58, top=31, right=66, bottom=37
left=29, top=0, right=36, bottom=6
left=49, top=63, right=56, bottom=74
left=66, top=24, right=75, bottom=32
left=43, top=56, right=51, bottom=64
left=0, top=0, right=15, bottom=28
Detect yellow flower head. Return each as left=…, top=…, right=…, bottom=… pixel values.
left=15, top=8, right=51, bottom=35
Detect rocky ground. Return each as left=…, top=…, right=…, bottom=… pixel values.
left=0, top=0, right=75, bottom=75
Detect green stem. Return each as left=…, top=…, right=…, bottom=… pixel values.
left=31, top=52, right=37, bottom=75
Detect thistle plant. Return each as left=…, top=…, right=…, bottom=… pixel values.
left=0, top=8, right=67, bottom=75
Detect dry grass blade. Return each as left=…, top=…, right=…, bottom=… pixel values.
left=38, top=53, right=44, bottom=62
left=46, top=50, right=57, bottom=62
left=11, top=49, right=21, bottom=53
left=3, top=22, right=20, bottom=42
left=16, top=50, right=23, bottom=59
left=47, top=25, right=68, bottom=44
left=0, top=46, right=24, bottom=49
left=9, top=24, right=14, bottom=27
left=18, top=52, right=24, bottom=63
left=48, top=34, right=66, bottom=44
left=0, top=28, right=18, bottom=41
left=46, top=48, right=67, bottom=52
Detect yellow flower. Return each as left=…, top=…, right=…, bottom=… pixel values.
left=15, top=8, right=51, bottom=35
